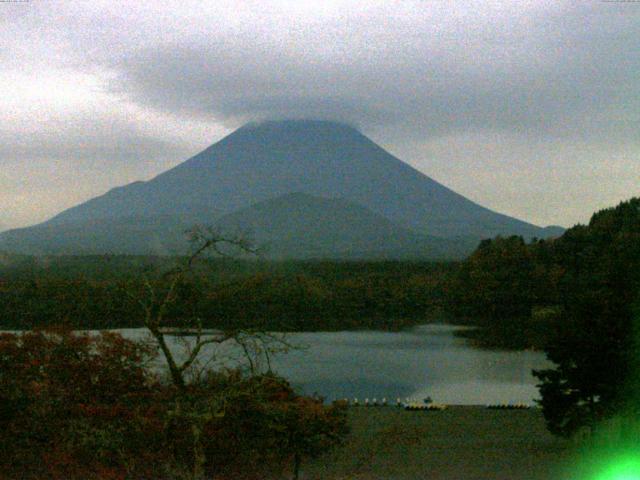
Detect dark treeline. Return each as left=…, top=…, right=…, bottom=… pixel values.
left=0, top=256, right=457, bottom=331
left=2, top=197, right=638, bottom=352
left=449, top=197, right=640, bottom=350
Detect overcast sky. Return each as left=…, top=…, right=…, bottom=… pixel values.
left=1, top=0, right=638, bottom=231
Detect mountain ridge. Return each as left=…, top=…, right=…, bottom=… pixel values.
left=0, top=120, right=563, bottom=258
left=0, top=193, right=479, bottom=259
left=215, top=192, right=479, bottom=259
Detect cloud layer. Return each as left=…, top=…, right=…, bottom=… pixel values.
left=1, top=0, right=639, bottom=230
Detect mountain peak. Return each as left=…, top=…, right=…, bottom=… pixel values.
left=0, top=119, right=563, bottom=257
left=240, top=119, right=360, bottom=134
left=220, top=119, right=366, bottom=148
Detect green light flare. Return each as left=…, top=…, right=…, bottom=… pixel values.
left=584, top=451, right=640, bottom=480
left=592, top=455, right=640, bottom=480
left=563, top=441, right=640, bottom=480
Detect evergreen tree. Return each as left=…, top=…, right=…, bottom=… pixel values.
left=534, top=198, right=640, bottom=436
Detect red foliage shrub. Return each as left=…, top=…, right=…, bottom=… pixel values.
left=0, top=330, right=348, bottom=479
left=0, top=329, right=166, bottom=479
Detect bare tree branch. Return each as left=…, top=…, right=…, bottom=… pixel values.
left=126, top=225, right=268, bottom=392
left=178, top=333, right=233, bottom=374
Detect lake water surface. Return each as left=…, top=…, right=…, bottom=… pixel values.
left=113, top=324, right=550, bottom=405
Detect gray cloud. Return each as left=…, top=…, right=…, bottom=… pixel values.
left=105, top=2, right=640, bottom=142
left=0, top=131, right=186, bottom=165
left=0, top=0, right=639, bottom=229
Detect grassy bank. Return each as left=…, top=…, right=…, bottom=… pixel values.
left=304, top=406, right=571, bottom=480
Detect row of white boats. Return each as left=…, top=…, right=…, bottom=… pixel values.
left=336, top=398, right=532, bottom=410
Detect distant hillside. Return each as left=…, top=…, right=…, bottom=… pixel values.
left=0, top=215, right=192, bottom=256
left=0, top=120, right=562, bottom=258
left=0, top=193, right=477, bottom=259
left=216, top=193, right=478, bottom=259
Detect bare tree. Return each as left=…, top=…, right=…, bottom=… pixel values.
left=128, top=225, right=290, bottom=391
left=126, top=226, right=305, bottom=479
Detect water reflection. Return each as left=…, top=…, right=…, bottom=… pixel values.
left=268, top=325, right=549, bottom=404
left=112, top=324, right=550, bottom=405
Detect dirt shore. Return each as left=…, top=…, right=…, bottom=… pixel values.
left=304, top=405, right=571, bottom=480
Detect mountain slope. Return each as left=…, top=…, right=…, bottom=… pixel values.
left=0, top=193, right=478, bottom=258
left=0, top=120, right=562, bottom=257
left=215, top=193, right=478, bottom=259
left=0, top=214, right=194, bottom=256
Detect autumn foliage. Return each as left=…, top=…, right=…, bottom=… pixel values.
left=0, top=329, right=347, bottom=479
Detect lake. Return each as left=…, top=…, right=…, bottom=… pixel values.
left=111, top=324, right=550, bottom=405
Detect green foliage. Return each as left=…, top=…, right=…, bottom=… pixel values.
left=449, top=235, right=562, bottom=349
left=0, top=258, right=455, bottom=331
left=450, top=197, right=640, bottom=437
left=533, top=198, right=640, bottom=437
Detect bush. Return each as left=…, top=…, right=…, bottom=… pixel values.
left=0, top=328, right=165, bottom=479
left=0, top=329, right=348, bottom=479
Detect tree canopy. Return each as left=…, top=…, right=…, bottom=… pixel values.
left=451, top=196, right=640, bottom=435
left=533, top=198, right=640, bottom=436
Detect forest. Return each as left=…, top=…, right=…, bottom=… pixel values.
left=0, top=257, right=456, bottom=332
left=450, top=197, right=640, bottom=351
left=1, top=198, right=639, bottom=353
left=1, top=198, right=638, bottom=478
